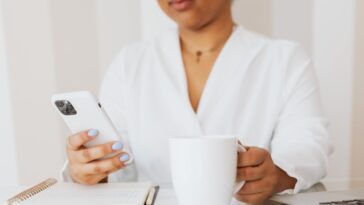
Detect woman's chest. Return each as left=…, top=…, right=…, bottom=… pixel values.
left=124, top=53, right=286, bottom=148
left=122, top=59, right=285, bottom=182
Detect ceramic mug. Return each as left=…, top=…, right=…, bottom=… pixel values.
left=169, top=136, right=246, bottom=205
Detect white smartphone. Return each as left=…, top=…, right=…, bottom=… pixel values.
left=51, top=91, right=132, bottom=159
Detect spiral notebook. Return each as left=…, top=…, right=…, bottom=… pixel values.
left=5, top=178, right=157, bottom=205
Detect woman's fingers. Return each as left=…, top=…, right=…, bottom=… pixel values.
left=72, top=141, right=124, bottom=163
left=237, top=147, right=269, bottom=168
left=89, top=174, right=108, bottom=185
left=66, top=129, right=130, bottom=185
left=237, top=178, right=270, bottom=195
left=235, top=178, right=273, bottom=204
left=78, top=153, right=130, bottom=175
left=236, top=161, right=267, bottom=181
left=71, top=172, right=108, bottom=185
left=67, top=129, right=99, bottom=151
left=235, top=147, right=284, bottom=204
left=235, top=178, right=272, bottom=204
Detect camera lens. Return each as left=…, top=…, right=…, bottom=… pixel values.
left=59, top=101, right=65, bottom=107
left=56, top=101, right=65, bottom=108
left=55, top=100, right=77, bottom=115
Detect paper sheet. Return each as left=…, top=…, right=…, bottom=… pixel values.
left=9, top=182, right=152, bottom=205
left=271, top=189, right=364, bottom=205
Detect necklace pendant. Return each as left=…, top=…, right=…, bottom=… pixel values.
left=196, top=51, right=202, bottom=63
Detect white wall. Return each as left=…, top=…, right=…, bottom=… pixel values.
left=0, top=0, right=17, bottom=186
left=313, top=0, right=356, bottom=179
left=140, top=0, right=175, bottom=41
left=232, top=0, right=272, bottom=36
left=271, top=0, right=313, bottom=55
left=50, top=0, right=100, bottom=94
left=1, top=0, right=62, bottom=185
left=352, top=0, right=364, bottom=179
left=95, top=0, right=141, bottom=75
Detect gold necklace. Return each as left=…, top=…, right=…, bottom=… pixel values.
left=183, top=24, right=237, bottom=63
left=183, top=38, right=224, bottom=64
left=194, top=47, right=216, bottom=63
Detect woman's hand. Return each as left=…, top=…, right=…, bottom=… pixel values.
left=235, top=147, right=297, bottom=204
left=66, top=129, right=130, bottom=185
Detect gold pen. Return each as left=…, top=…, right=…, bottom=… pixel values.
left=146, top=186, right=160, bottom=205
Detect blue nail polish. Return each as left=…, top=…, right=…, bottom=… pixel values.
left=120, top=154, right=129, bottom=162
left=112, top=142, right=123, bottom=151
left=88, top=129, right=98, bottom=137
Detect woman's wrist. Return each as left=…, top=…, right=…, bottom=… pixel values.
left=274, top=166, right=297, bottom=193
left=99, top=177, right=108, bottom=183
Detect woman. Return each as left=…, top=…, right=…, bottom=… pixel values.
left=62, top=0, right=332, bottom=203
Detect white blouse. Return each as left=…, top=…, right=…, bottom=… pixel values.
left=62, top=25, right=332, bottom=194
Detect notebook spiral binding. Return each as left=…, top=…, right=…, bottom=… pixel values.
left=6, top=178, right=57, bottom=205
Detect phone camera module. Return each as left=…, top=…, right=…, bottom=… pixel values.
left=55, top=100, right=77, bottom=115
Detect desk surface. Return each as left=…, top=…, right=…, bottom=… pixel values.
left=1, top=179, right=364, bottom=205
left=154, top=179, right=364, bottom=204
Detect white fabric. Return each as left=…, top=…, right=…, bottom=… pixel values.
left=61, top=26, right=332, bottom=193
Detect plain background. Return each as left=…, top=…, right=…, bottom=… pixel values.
left=0, top=0, right=363, bottom=186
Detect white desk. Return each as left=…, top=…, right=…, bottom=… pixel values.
left=154, top=189, right=178, bottom=205
left=0, top=187, right=179, bottom=205
left=0, top=187, right=178, bottom=205
left=1, top=179, right=364, bottom=205
left=155, top=179, right=364, bottom=205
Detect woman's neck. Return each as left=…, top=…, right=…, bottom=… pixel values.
left=179, top=10, right=234, bottom=52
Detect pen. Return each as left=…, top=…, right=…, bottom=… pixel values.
left=146, top=186, right=160, bottom=205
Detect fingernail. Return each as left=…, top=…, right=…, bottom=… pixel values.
left=112, top=141, right=123, bottom=151
left=120, top=153, right=129, bottom=162
left=88, top=129, right=98, bottom=138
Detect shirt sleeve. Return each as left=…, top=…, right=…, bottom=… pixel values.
left=60, top=49, right=138, bottom=183
left=60, top=160, right=74, bottom=182
left=270, top=44, right=333, bottom=193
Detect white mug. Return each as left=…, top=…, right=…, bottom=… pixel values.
left=169, top=136, right=246, bottom=205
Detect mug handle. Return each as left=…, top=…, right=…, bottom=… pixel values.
left=234, top=142, right=247, bottom=193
